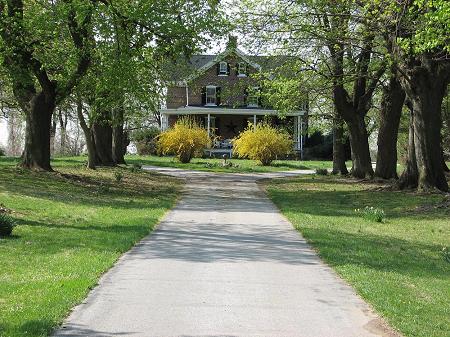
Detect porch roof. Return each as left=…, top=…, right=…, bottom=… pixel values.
left=161, top=106, right=306, bottom=116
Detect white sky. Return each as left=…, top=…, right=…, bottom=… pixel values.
left=0, top=119, right=7, bottom=147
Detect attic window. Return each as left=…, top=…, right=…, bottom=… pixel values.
left=247, top=87, right=260, bottom=108
left=219, top=61, right=228, bottom=75
left=238, top=62, right=247, bottom=77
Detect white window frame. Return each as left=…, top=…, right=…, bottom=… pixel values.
left=205, top=85, right=217, bottom=106
left=238, top=62, right=247, bottom=77
left=219, top=61, right=228, bottom=76
left=247, top=87, right=259, bottom=108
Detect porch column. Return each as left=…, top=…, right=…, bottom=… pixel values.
left=253, top=114, right=257, bottom=130
left=300, top=115, right=304, bottom=160
left=207, top=113, right=211, bottom=138
left=161, top=113, right=169, bottom=131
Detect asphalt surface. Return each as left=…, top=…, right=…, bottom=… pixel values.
left=53, top=168, right=399, bottom=337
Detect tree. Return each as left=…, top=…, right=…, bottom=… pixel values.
left=373, top=0, right=450, bottom=191
left=238, top=0, right=385, bottom=178
left=0, top=0, right=94, bottom=170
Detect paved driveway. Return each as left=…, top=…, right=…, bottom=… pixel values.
left=54, top=168, right=399, bottom=337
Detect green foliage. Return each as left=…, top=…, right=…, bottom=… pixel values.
left=132, top=127, right=160, bottom=155
left=0, top=146, right=5, bottom=156
left=355, top=206, right=386, bottom=223
left=130, top=162, right=143, bottom=173
left=441, top=247, right=450, bottom=263
left=0, top=212, right=15, bottom=236
left=233, top=123, right=293, bottom=166
left=157, top=117, right=210, bottom=163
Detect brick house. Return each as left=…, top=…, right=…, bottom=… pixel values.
left=160, top=37, right=308, bottom=157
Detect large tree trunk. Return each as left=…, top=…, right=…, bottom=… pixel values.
left=398, top=106, right=419, bottom=189
left=76, top=99, right=96, bottom=169
left=21, top=91, right=56, bottom=171
left=92, top=119, right=114, bottom=166
left=402, top=69, right=449, bottom=192
left=112, top=107, right=126, bottom=164
left=346, top=114, right=373, bottom=178
left=332, top=117, right=348, bottom=175
left=375, top=74, right=405, bottom=179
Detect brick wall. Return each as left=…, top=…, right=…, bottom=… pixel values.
left=166, top=53, right=259, bottom=109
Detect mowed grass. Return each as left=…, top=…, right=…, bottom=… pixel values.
left=124, top=154, right=332, bottom=173
left=264, top=175, right=450, bottom=337
left=0, top=157, right=181, bottom=337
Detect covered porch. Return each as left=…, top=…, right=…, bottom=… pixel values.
left=160, top=107, right=306, bottom=158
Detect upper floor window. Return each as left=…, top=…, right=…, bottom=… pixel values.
left=247, top=87, right=260, bottom=108
left=237, top=62, right=247, bottom=77
left=218, top=61, right=228, bottom=76
left=206, top=85, right=217, bottom=106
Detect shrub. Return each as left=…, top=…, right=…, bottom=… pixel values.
left=233, top=123, right=292, bottom=166
left=355, top=206, right=386, bottom=223
left=114, top=171, right=124, bottom=183
left=316, top=168, right=328, bottom=175
left=130, top=163, right=142, bottom=173
left=157, top=117, right=210, bottom=163
left=132, top=127, right=160, bottom=155
left=0, top=213, right=15, bottom=236
left=0, top=146, right=5, bottom=156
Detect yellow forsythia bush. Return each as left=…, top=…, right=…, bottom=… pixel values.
left=233, top=123, right=293, bottom=165
left=157, top=117, right=210, bottom=163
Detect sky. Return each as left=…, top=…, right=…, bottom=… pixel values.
left=0, top=119, right=7, bottom=148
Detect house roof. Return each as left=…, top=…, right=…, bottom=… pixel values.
left=162, top=49, right=292, bottom=83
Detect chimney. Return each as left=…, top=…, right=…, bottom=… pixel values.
left=227, top=35, right=238, bottom=50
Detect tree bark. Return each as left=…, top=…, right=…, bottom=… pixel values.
left=92, top=117, right=114, bottom=166
left=346, top=113, right=373, bottom=178
left=112, top=107, right=126, bottom=164
left=398, top=106, right=419, bottom=189
left=375, top=74, right=405, bottom=179
left=76, top=99, right=96, bottom=169
left=332, top=117, right=348, bottom=175
left=21, top=91, right=56, bottom=170
left=401, top=64, right=449, bottom=192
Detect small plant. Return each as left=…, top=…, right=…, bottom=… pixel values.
left=316, top=168, right=328, bottom=175
left=441, top=247, right=450, bottom=263
left=355, top=206, right=386, bottom=223
left=233, top=123, right=292, bottom=166
left=157, top=117, right=210, bottom=163
left=97, top=182, right=110, bottom=194
left=114, top=171, right=124, bottom=183
left=0, top=146, right=5, bottom=156
left=0, top=213, right=15, bottom=236
left=130, top=163, right=142, bottom=173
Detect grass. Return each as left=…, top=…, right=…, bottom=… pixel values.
left=264, top=175, right=450, bottom=337
left=0, top=157, right=181, bottom=337
left=124, top=154, right=333, bottom=173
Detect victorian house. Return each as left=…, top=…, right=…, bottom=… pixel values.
left=160, top=37, right=308, bottom=157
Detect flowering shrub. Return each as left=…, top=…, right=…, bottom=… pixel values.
left=233, top=123, right=292, bottom=165
left=157, top=117, right=210, bottom=163
left=355, top=206, right=386, bottom=223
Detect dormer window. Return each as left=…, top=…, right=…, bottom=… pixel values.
left=218, top=61, right=228, bottom=76
left=238, top=62, right=247, bottom=77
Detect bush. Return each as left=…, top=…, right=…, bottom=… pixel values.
left=132, top=127, right=160, bottom=155
left=130, top=163, right=142, bottom=172
left=0, top=213, right=15, bottom=236
left=315, top=168, right=328, bottom=175
left=0, top=146, right=5, bottom=156
left=233, top=123, right=292, bottom=166
left=114, top=171, right=124, bottom=183
left=355, top=206, right=386, bottom=223
left=157, top=117, right=210, bottom=163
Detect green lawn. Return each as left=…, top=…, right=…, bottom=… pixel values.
left=0, top=157, right=181, bottom=337
left=264, top=175, right=450, bottom=337
left=124, top=154, right=333, bottom=172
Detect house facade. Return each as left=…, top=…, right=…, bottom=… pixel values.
left=160, top=37, right=308, bottom=157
